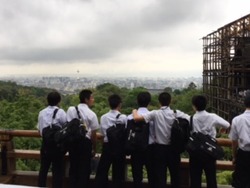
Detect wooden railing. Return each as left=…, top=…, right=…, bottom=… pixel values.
left=0, top=129, right=234, bottom=188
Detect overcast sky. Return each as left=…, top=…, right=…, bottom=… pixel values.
left=0, top=0, right=250, bottom=78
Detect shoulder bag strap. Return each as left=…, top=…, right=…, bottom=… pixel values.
left=116, top=114, right=121, bottom=119
left=75, top=106, right=88, bottom=131
left=50, top=108, right=59, bottom=128
left=190, top=115, right=193, bottom=131
left=114, top=114, right=121, bottom=127
left=75, top=106, right=82, bottom=120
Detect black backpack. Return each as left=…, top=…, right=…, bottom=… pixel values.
left=106, top=114, right=126, bottom=155
left=54, top=106, right=86, bottom=147
left=170, top=110, right=190, bottom=153
left=125, top=119, right=149, bottom=155
left=42, top=109, right=61, bottom=147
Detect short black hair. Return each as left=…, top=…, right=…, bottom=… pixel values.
left=108, top=94, right=122, bottom=110
left=192, top=95, right=207, bottom=111
left=244, top=94, right=250, bottom=108
left=47, top=91, right=61, bottom=106
left=79, top=89, right=92, bottom=103
left=158, top=92, right=171, bottom=106
left=137, top=91, right=151, bottom=107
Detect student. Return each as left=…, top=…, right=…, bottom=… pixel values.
left=66, top=89, right=99, bottom=188
left=95, top=94, right=127, bottom=188
left=189, top=95, right=230, bottom=188
left=133, top=92, right=189, bottom=188
left=229, top=92, right=250, bottom=188
left=127, top=91, right=155, bottom=188
left=37, top=91, right=67, bottom=188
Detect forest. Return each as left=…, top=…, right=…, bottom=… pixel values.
left=0, top=80, right=232, bottom=184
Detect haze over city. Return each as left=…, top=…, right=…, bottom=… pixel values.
left=0, top=0, right=250, bottom=78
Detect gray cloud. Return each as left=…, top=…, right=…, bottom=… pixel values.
left=0, top=0, right=247, bottom=66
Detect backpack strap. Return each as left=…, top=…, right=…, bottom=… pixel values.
left=75, top=106, right=82, bottom=120
left=50, top=108, right=59, bottom=128
left=114, top=114, right=121, bottom=127
left=116, top=114, right=121, bottom=119
left=190, top=115, right=193, bottom=131
left=75, top=106, right=88, bottom=131
left=52, top=108, right=59, bottom=119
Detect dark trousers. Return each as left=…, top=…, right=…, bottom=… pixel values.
left=68, top=138, right=92, bottom=188
left=38, top=142, right=64, bottom=188
left=130, top=144, right=155, bottom=188
left=189, top=151, right=217, bottom=188
left=95, top=143, right=126, bottom=188
left=232, top=149, right=250, bottom=188
left=153, top=144, right=181, bottom=188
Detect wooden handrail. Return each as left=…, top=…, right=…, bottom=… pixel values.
left=216, top=138, right=232, bottom=147
left=0, top=129, right=232, bottom=146
left=0, top=129, right=103, bottom=141
left=0, top=130, right=40, bottom=140
left=0, top=129, right=234, bottom=187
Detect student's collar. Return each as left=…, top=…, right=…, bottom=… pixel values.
left=138, top=107, right=148, bottom=111
left=79, top=103, right=88, bottom=108
left=195, top=110, right=206, bottom=114
left=110, top=109, right=120, bottom=113
left=160, top=106, right=169, bottom=110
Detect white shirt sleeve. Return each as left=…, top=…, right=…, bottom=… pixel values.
left=66, top=106, right=77, bottom=122
left=212, top=114, right=230, bottom=129
left=228, top=119, right=238, bottom=141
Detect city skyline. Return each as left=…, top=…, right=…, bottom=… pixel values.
left=0, top=0, right=250, bottom=77
left=0, top=75, right=202, bottom=95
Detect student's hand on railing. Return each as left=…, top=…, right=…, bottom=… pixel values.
left=91, top=149, right=96, bottom=158
left=232, top=157, right=236, bottom=165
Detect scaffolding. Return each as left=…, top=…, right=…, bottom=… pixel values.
left=203, top=14, right=250, bottom=121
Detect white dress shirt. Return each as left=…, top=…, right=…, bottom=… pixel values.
left=66, top=103, right=99, bottom=140
left=229, top=110, right=250, bottom=151
left=192, top=110, right=230, bottom=138
left=100, top=110, right=127, bottom=143
left=142, top=106, right=190, bottom=145
left=37, top=106, right=67, bottom=136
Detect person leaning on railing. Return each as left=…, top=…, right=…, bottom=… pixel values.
left=37, top=91, right=67, bottom=188
left=66, top=89, right=99, bottom=188
left=229, top=91, right=250, bottom=188
left=189, top=95, right=230, bottom=188
left=95, top=94, right=127, bottom=188
left=133, top=92, right=190, bottom=188
left=127, top=91, right=155, bottom=188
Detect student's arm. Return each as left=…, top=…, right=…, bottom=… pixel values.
left=232, top=140, right=238, bottom=165
left=214, top=114, right=230, bottom=129
left=176, top=110, right=190, bottom=121
left=66, top=107, right=75, bottom=122
left=132, top=109, right=145, bottom=122
left=91, top=129, right=97, bottom=157
left=37, top=113, right=42, bottom=136
left=90, top=113, right=99, bottom=157
left=59, top=109, right=67, bottom=125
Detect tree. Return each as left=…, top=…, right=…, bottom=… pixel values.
left=187, top=82, right=197, bottom=90
left=164, top=87, right=173, bottom=94
left=122, top=87, right=148, bottom=114
left=171, top=88, right=202, bottom=115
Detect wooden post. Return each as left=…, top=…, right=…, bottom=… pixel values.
left=0, top=132, right=15, bottom=176
left=1, top=143, right=7, bottom=175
